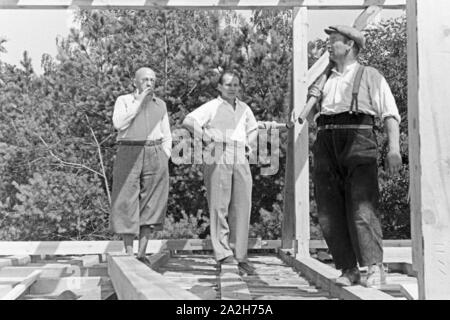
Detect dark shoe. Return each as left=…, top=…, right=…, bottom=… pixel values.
left=136, top=255, right=153, bottom=267
left=335, top=267, right=361, bottom=287
left=218, top=255, right=238, bottom=265
left=238, top=261, right=256, bottom=275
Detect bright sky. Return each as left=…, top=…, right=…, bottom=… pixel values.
left=0, top=9, right=404, bottom=74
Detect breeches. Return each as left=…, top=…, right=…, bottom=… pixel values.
left=110, top=144, right=169, bottom=235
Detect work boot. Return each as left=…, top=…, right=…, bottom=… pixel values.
left=335, top=267, right=361, bottom=287
left=364, top=263, right=386, bottom=288
left=238, top=261, right=256, bottom=275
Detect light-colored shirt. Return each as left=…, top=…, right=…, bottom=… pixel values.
left=318, top=61, right=401, bottom=123
left=186, top=96, right=258, bottom=143
left=112, top=93, right=172, bottom=157
left=185, top=96, right=258, bottom=164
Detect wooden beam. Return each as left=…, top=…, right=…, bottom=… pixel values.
left=0, top=270, right=41, bottom=300
left=0, top=239, right=280, bottom=256
left=29, top=276, right=108, bottom=300
left=407, top=0, right=450, bottom=300
left=400, top=283, right=418, bottom=300
left=0, top=0, right=406, bottom=10
left=145, top=251, right=171, bottom=270
left=219, top=264, right=252, bottom=300
left=282, top=6, right=309, bottom=255
left=0, top=255, right=31, bottom=267
left=0, top=263, right=109, bottom=278
left=309, top=239, right=412, bottom=249
left=278, top=250, right=396, bottom=300
left=107, top=253, right=199, bottom=300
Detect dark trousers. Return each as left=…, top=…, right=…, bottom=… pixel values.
left=312, top=113, right=383, bottom=270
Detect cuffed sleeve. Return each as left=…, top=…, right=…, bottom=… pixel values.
left=369, top=69, right=401, bottom=124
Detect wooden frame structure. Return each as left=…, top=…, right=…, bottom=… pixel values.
left=1, top=0, right=449, bottom=300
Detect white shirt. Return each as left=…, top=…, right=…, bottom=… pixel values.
left=185, top=96, right=258, bottom=164
left=186, top=96, right=258, bottom=143
left=112, top=93, right=172, bottom=157
left=319, top=62, right=401, bottom=123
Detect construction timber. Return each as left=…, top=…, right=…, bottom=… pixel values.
left=1, top=0, right=449, bottom=300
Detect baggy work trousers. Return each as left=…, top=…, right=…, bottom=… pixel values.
left=203, top=162, right=252, bottom=262
left=312, top=114, right=383, bottom=270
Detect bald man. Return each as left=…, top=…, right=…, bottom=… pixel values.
left=110, top=67, right=172, bottom=265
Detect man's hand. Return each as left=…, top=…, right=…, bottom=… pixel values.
left=286, top=111, right=297, bottom=128
left=308, top=85, right=322, bottom=99
left=135, top=87, right=153, bottom=104
left=385, top=149, right=402, bottom=176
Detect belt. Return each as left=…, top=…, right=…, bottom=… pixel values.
left=117, top=139, right=163, bottom=146
left=317, top=124, right=373, bottom=132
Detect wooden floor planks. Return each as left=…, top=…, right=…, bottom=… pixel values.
left=0, top=247, right=418, bottom=300
left=155, top=253, right=334, bottom=300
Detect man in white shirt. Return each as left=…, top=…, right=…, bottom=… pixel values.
left=182, top=70, right=258, bottom=274
left=110, top=67, right=172, bottom=265
left=310, top=26, right=402, bottom=287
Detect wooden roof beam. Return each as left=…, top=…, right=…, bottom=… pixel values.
left=107, top=253, right=200, bottom=300
left=0, top=0, right=406, bottom=10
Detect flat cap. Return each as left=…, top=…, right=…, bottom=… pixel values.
left=325, top=25, right=366, bottom=49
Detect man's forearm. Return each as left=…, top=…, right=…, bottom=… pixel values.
left=182, top=117, right=204, bottom=139
left=247, top=129, right=258, bottom=150
left=384, top=117, right=400, bottom=152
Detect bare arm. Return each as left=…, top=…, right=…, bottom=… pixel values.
left=161, top=109, right=172, bottom=158
left=247, top=128, right=258, bottom=158
left=384, top=117, right=402, bottom=176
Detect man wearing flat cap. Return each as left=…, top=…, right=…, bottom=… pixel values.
left=309, top=26, right=402, bottom=287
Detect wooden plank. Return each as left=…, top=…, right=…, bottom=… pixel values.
left=282, top=6, right=309, bottom=255
left=400, top=283, right=418, bottom=300
left=30, top=276, right=104, bottom=294
left=278, top=250, right=395, bottom=300
left=0, top=255, right=31, bottom=267
left=383, top=247, right=412, bottom=264
left=0, top=264, right=84, bottom=278
left=107, top=253, right=199, bottom=300
left=0, top=239, right=280, bottom=256
left=146, top=252, right=171, bottom=270
left=78, top=255, right=100, bottom=267
left=407, top=0, right=450, bottom=300
left=0, top=270, right=41, bottom=300
left=0, top=285, right=13, bottom=297
left=219, top=264, right=252, bottom=300
left=309, top=240, right=412, bottom=249
left=0, top=0, right=406, bottom=10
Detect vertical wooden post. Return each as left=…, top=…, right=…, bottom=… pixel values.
left=282, top=7, right=309, bottom=256
left=407, top=0, right=450, bottom=299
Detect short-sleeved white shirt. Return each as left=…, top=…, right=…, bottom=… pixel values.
left=186, top=96, right=258, bottom=144
left=319, top=62, right=401, bottom=123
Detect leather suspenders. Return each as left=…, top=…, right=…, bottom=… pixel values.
left=349, top=64, right=366, bottom=115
